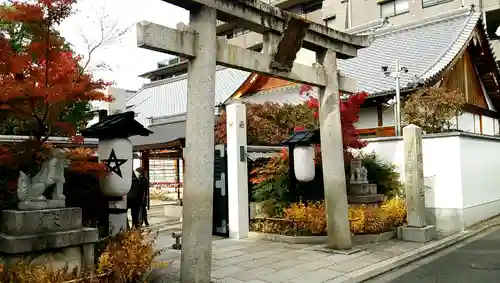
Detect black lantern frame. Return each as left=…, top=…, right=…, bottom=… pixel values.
left=281, top=128, right=320, bottom=198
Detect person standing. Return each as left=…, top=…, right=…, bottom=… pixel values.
left=127, top=171, right=142, bottom=229
left=136, top=167, right=150, bottom=226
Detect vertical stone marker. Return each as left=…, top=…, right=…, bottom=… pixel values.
left=399, top=124, right=436, bottom=242
left=403, top=124, right=426, bottom=227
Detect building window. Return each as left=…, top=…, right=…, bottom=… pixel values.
left=380, top=0, right=409, bottom=18
left=422, top=0, right=453, bottom=8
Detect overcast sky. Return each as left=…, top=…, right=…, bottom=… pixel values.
left=58, top=0, right=189, bottom=91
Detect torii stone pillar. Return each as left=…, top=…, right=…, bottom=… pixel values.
left=317, top=50, right=352, bottom=249
left=180, top=5, right=217, bottom=283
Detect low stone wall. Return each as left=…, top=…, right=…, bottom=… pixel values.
left=248, top=230, right=396, bottom=244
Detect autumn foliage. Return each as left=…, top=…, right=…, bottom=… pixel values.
left=0, top=0, right=112, bottom=139
left=299, top=85, right=368, bottom=154
left=0, top=0, right=112, bottom=173
left=215, top=85, right=368, bottom=165
left=215, top=102, right=317, bottom=146
left=403, top=87, right=465, bottom=134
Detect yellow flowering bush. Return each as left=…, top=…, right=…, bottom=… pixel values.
left=283, top=201, right=326, bottom=235
left=98, top=229, right=164, bottom=282
left=0, top=229, right=165, bottom=283
left=251, top=198, right=407, bottom=235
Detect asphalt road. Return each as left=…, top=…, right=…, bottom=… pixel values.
left=366, top=226, right=500, bottom=283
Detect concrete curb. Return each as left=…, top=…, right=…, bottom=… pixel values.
left=345, top=222, right=500, bottom=282
left=248, top=232, right=327, bottom=244
left=248, top=230, right=397, bottom=244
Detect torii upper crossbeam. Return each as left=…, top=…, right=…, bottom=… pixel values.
left=161, top=0, right=369, bottom=57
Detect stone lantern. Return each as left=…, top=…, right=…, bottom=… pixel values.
left=81, top=111, right=152, bottom=234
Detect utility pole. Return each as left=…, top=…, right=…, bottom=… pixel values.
left=383, top=59, right=408, bottom=136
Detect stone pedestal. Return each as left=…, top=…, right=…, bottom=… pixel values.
left=347, top=158, right=385, bottom=208
left=397, top=225, right=436, bottom=243
left=18, top=199, right=65, bottom=210
left=347, top=183, right=385, bottom=208
left=0, top=207, right=98, bottom=273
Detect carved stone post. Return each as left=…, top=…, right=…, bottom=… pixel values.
left=398, top=124, right=436, bottom=242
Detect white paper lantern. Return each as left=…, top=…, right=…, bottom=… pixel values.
left=98, top=138, right=133, bottom=196
left=293, top=146, right=315, bottom=182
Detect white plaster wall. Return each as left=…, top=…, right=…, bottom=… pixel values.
left=482, top=116, right=495, bottom=135
left=360, top=133, right=500, bottom=232
left=382, top=106, right=395, bottom=126
left=457, top=112, right=475, bottom=133
left=355, top=107, right=379, bottom=129
left=459, top=136, right=500, bottom=226
left=352, top=106, right=394, bottom=129
left=361, top=135, right=463, bottom=210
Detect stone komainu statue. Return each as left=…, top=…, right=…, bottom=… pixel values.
left=17, top=148, right=69, bottom=203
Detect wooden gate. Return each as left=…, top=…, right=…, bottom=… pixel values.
left=213, top=144, right=229, bottom=237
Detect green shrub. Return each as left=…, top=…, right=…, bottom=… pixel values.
left=359, top=152, right=403, bottom=198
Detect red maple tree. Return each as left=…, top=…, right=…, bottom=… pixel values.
left=0, top=0, right=112, bottom=173
left=299, top=84, right=368, bottom=161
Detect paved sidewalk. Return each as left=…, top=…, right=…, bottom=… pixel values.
left=151, top=217, right=500, bottom=283
left=153, top=236, right=426, bottom=283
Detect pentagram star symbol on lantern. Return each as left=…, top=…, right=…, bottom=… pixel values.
left=102, top=149, right=127, bottom=178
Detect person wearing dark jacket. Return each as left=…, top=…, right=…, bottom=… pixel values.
left=136, top=167, right=150, bottom=226
left=127, top=171, right=142, bottom=229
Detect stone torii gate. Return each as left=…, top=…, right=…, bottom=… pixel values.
left=136, top=0, right=369, bottom=281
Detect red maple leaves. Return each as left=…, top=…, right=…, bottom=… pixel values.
left=0, top=0, right=112, bottom=141
left=0, top=0, right=112, bottom=174
left=299, top=84, right=368, bottom=162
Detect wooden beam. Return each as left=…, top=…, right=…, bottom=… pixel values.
left=159, top=0, right=370, bottom=58
left=377, top=105, right=383, bottom=127
left=137, top=22, right=357, bottom=91
left=269, top=17, right=310, bottom=72
left=463, top=103, right=500, bottom=118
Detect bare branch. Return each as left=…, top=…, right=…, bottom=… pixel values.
left=78, top=0, right=132, bottom=74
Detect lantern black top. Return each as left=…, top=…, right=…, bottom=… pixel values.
left=81, top=111, right=153, bottom=140
left=281, top=128, right=320, bottom=146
